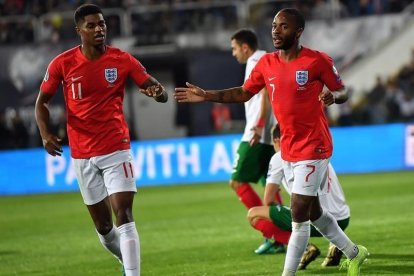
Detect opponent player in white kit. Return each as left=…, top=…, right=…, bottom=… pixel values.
left=247, top=124, right=351, bottom=269
left=230, top=29, right=285, bottom=254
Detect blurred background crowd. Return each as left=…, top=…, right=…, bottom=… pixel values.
left=1, top=0, right=413, bottom=44
left=1, top=0, right=414, bottom=150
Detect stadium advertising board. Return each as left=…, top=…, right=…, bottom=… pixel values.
left=0, top=124, right=412, bottom=195
left=405, top=125, right=414, bottom=166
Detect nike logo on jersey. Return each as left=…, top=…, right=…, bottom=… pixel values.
left=268, top=77, right=276, bottom=81
left=71, top=76, right=83, bottom=82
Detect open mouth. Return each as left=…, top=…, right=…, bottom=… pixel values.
left=273, top=36, right=282, bottom=44
left=94, top=34, right=105, bottom=42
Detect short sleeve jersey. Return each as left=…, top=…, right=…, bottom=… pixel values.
left=266, top=152, right=350, bottom=220
left=40, top=46, right=150, bottom=158
left=243, top=47, right=344, bottom=161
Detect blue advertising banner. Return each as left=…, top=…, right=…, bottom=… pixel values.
left=0, top=124, right=412, bottom=195
left=330, top=123, right=407, bottom=173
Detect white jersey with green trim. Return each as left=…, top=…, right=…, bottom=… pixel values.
left=241, top=50, right=276, bottom=145
left=266, top=152, right=350, bottom=220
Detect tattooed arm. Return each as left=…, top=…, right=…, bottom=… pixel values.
left=175, top=82, right=254, bottom=103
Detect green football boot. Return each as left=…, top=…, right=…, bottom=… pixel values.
left=340, top=245, right=369, bottom=276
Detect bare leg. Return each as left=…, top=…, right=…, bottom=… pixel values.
left=109, top=192, right=135, bottom=226
left=87, top=197, right=122, bottom=262
left=87, top=197, right=114, bottom=234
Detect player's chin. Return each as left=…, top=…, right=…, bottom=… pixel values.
left=95, top=40, right=105, bottom=47
left=273, top=42, right=283, bottom=49
left=93, top=37, right=106, bottom=46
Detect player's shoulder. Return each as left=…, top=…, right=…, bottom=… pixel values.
left=270, top=151, right=283, bottom=166
left=262, top=51, right=275, bottom=60
left=51, top=46, right=79, bottom=64
left=105, top=45, right=133, bottom=60
left=302, top=47, right=332, bottom=61
left=253, top=51, right=275, bottom=65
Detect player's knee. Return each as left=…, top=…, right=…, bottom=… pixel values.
left=229, top=180, right=242, bottom=191
left=247, top=207, right=258, bottom=225
left=290, top=205, right=311, bottom=222
left=114, top=208, right=134, bottom=226
left=95, top=222, right=113, bottom=235
left=291, top=195, right=314, bottom=222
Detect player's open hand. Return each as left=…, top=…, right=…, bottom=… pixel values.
left=174, top=82, right=206, bottom=103
left=42, top=133, right=63, bottom=156
left=318, top=90, right=335, bottom=106
left=140, top=84, right=164, bottom=98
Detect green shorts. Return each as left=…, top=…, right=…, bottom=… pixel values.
left=231, top=142, right=274, bottom=185
left=269, top=204, right=350, bottom=237
left=269, top=204, right=292, bottom=231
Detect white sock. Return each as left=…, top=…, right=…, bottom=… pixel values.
left=97, top=226, right=122, bottom=263
left=311, top=210, right=358, bottom=259
left=118, top=222, right=140, bottom=276
left=282, top=221, right=310, bottom=275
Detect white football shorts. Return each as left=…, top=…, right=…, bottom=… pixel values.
left=282, top=158, right=330, bottom=196
left=72, top=150, right=137, bottom=205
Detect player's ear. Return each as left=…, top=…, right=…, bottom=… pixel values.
left=242, top=43, right=249, bottom=53
left=75, top=26, right=81, bottom=36
left=295, top=28, right=303, bottom=39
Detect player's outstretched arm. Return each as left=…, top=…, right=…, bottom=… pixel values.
left=35, top=92, right=63, bottom=156
left=175, top=82, right=254, bottom=103
left=139, top=77, right=168, bottom=103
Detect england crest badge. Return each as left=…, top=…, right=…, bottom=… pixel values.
left=296, top=70, right=308, bottom=86
left=105, top=68, right=117, bottom=83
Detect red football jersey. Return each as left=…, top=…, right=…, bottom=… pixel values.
left=243, top=47, right=345, bottom=162
left=40, top=46, right=150, bottom=158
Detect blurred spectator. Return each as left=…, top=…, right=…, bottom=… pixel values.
left=395, top=91, right=414, bottom=121
left=0, top=20, right=10, bottom=43
left=385, top=77, right=403, bottom=122
left=0, top=110, right=12, bottom=150
left=366, top=75, right=388, bottom=124
left=9, top=109, right=29, bottom=148
left=351, top=47, right=414, bottom=125
left=336, top=87, right=354, bottom=126
left=358, top=0, right=375, bottom=15
left=211, top=103, right=232, bottom=133
left=311, top=0, right=348, bottom=20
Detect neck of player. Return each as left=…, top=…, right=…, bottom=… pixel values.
left=81, top=44, right=106, bottom=60
left=279, top=45, right=302, bottom=62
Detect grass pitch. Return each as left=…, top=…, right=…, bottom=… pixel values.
left=1, top=170, right=414, bottom=275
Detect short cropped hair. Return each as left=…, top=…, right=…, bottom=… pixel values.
left=279, top=8, right=305, bottom=30
left=231, top=29, right=258, bottom=51
left=74, top=4, right=103, bottom=25
left=271, top=124, right=281, bottom=140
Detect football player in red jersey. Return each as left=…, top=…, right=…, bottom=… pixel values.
left=35, top=4, right=167, bottom=276
left=175, top=8, right=368, bottom=276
